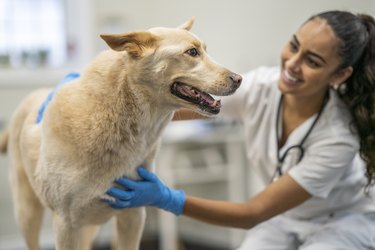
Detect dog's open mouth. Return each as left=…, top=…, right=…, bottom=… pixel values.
left=170, top=82, right=221, bottom=114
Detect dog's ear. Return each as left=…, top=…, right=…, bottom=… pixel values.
left=100, top=32, right=157, bottom=58
left=178, top=17, right=195, bottom=31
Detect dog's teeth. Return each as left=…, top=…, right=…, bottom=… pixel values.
left=212, top=100, right=217, bottom=107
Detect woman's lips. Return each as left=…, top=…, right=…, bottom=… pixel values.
left=282, top=70, right=301, bottom=86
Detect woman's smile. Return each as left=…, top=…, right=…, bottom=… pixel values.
left=281, top=70, right=302, bottom=86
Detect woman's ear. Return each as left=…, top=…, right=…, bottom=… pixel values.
left=330, top=66, right=353, bottom=87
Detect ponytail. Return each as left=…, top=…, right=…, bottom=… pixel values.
left=344, top=15, right=375, bottom=189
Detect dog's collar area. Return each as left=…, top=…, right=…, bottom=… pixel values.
left=35, top=72, right=80, bottom=124
left=170, top=82, right=221, bottom=114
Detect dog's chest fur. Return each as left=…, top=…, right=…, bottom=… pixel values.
left=36, top=61, right=174, bottom=217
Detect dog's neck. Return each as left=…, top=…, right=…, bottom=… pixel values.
left=81, top=50, right=175, bottom=124
left=61, top=51, right=175, bottom=155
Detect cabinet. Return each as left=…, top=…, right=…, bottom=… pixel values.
left=156, top=120, right=248, bottom=250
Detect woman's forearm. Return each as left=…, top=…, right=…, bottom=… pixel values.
left=183, top=195, right=263, bottom=229
left=182, top=174, right=311, bottom=229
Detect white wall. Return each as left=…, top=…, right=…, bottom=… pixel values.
left=91, top=0, right=375, bottom=73
left=1, top=0, right=373, bottom=86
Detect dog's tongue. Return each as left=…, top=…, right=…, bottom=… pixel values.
left=176, top=83, right=221, bottom=108
left=200, top=92, right=220, bottom=107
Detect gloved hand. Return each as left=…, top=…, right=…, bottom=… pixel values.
left=105, top=167, right=185, bottom=215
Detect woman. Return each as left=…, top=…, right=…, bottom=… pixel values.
left=106, top=10, right=375, bottom=249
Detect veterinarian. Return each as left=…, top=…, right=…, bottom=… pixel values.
left=105, top=10, right=375, bottom=249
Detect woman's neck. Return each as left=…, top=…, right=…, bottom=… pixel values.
left=278, top=90, right=328, bottom=147
left=283, top=91, right=328, bottom=119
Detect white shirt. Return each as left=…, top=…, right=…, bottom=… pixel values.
left=218, top=66, right=375, bottom=219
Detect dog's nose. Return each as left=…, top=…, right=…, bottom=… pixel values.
left=230, top=73, right=242, bottom=87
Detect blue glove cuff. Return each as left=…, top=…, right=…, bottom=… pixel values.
left=161, top=189, right=186, bottom=216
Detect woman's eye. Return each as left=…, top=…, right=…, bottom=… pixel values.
left=186, top=48, right=199, bottom=57
left=289, top=42, right=298, bottom=53
left=306, top=58, right=320, bottom=68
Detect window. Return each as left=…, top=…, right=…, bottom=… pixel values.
left=0, top=0, right=67, bottom=68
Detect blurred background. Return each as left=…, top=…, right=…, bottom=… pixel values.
left=0, top=0, right=374, bottom=249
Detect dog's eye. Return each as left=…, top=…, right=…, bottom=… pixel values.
left=185, top=48, right=199, bottom=57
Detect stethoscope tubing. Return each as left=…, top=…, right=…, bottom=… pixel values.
left=272, top=91, right=330, bottom=181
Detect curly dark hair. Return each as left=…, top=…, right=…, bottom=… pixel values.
left=310, top=11, right=375, bottom=189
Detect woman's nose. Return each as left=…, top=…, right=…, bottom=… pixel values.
left=286, top=54, right=302, bottom=72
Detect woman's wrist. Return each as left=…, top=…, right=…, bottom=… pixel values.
left=159, top=188, right=185, bottom=215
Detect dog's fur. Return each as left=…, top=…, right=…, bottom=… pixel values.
left=0, top=18, right=241, bottom=250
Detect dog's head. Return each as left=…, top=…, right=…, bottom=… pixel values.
left=100, top=18, right=242, bottom=116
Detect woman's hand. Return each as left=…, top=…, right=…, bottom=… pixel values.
left=104, top=167, right=185, bottom=215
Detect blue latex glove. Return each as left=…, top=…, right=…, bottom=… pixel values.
left=105, top=167, right=185, bottom=215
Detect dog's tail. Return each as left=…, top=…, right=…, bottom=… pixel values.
left=0, top=127, right=9, bottom=154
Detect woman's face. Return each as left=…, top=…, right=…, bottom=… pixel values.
left=278, top=17, right=346, bottom=99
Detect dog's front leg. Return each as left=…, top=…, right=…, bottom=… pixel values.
left=53, top=213, right=80, bottom=250
left=79, top=225, right=100, bottom=250
left=115, top=207, right=146, bottom=250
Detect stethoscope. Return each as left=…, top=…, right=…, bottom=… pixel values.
left=270, top=91, right=330, bottom=182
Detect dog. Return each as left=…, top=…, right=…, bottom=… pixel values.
left=0, top=18, right=242, bottom=250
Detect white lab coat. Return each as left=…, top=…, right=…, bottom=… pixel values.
left=218, top=66, right=375, bottom=249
